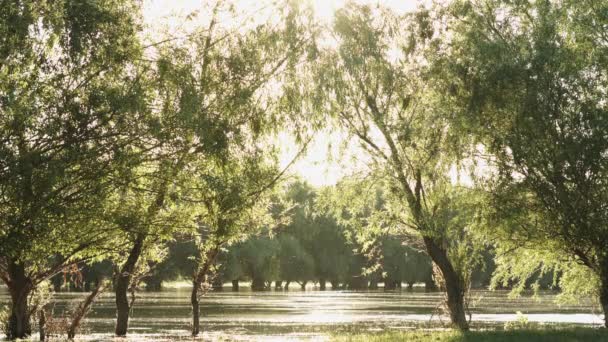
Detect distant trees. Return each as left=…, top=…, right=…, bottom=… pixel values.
left=210, top=179, right=443, bottom=292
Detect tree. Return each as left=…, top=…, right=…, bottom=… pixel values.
left=238, top=236, right=281, bottom=290
left=104, top=0, right=316, bottom=335
left=311, top=211, right=352, bottom=290
left=312, top=3, right=480, bottom=329
left=444, top=0, right=608, bottom=326
left=187, top=152, right=282, bottom=336
left=276, top=181, right=317, bottom=289
left=0, top=1, right=144, bottom=338
left=402, top=246, right=433, bottom=289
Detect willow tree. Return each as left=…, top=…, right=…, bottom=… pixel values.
left=107, top=0, right=317, bottom=336
left=0, top=1, right=145, bottom=339
left=444, top=0, right=608, bottom=326
left=313, top=4, right=480, bottom=329
left=188, top=151, right=282, bottom=336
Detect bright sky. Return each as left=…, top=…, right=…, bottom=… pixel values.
left=142, top=0, right=429, bottom=187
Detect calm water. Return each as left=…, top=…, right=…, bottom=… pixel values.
left=0, top=285, right=604, bottom=341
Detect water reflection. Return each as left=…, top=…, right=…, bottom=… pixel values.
left=0, top=286, right=603, bottom=341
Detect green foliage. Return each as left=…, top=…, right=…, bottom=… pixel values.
left=443, top=0, right=608, bottom=314
left=278, top=234, right=316, bottom=283
left=237, top=235, right=281, bottom=285
left=0, top=0, right=145, bottom=282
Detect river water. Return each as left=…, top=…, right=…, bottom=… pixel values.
left=0, top=286, right=604, bottom=341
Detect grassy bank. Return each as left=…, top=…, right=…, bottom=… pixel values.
left=332, top=329, right=608, bottom=342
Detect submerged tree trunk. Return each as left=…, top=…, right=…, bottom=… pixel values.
left=115, top=234, right=145, bottom=336
left=251, top=277, right=266, bottom=291
left=68, top=279, right=106, bottom=339
left=423, top=236, right=468, bottom=331
left=191, top=247, right=221, bottom=337
left=39, top=309, right=46, bottom=341
left=7, top=262, right=33, bottom=339
left=212, top=277, right=223, bottom=291
left=191, top=277, right=202, bottom=336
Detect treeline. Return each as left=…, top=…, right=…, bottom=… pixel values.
left=2, top=0, right=608, bottom=340
left=53, top=181, right=563, bottom=294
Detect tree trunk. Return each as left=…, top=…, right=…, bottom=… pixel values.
left=232, top=279, right=239, bottom=291
left=284, top=281, right=291, bottom=290
left=275, top=281, right=283, bottom=290
left=212, top=277, right=223, bottom=291
left=330, top=281, right=340, bottom=290
left=299, top=281, right=307, bottom=290
left=7, top=262, right=33, bottom=339
left=68, top=280, right=106, bottom=339
left=39, top=310, right=46, bottom=341
left=191, top=279, right=201, bottom=336
left=251, top=276, right=266, bottom=291
left=423, top=236, right=469, bottom=331
left=115, top=234, right=145, bottom=336
left=319, top=279, right=326, bottom=291
left=191, top=247, right=220, bottom=337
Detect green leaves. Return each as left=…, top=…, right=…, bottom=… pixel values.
left=445, top=0, right=608, bottom=312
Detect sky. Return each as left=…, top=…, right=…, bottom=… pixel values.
left=142, top=0, right=429, bottom=187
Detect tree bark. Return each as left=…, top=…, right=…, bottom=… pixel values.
left=68, top=279, right=106, bottom=339
left=7, top=262, right=33, bottom=339
left=423, top=236, right=469, bottom=331
left=115, top=234, right=145, bottom=336
left=231, top=279, right=239, bottom=291
left=39, top=310, right=46, bottom=341
left=191, top=247, right=221, bottom=337
left=191, top=278, right=201, bottom=336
